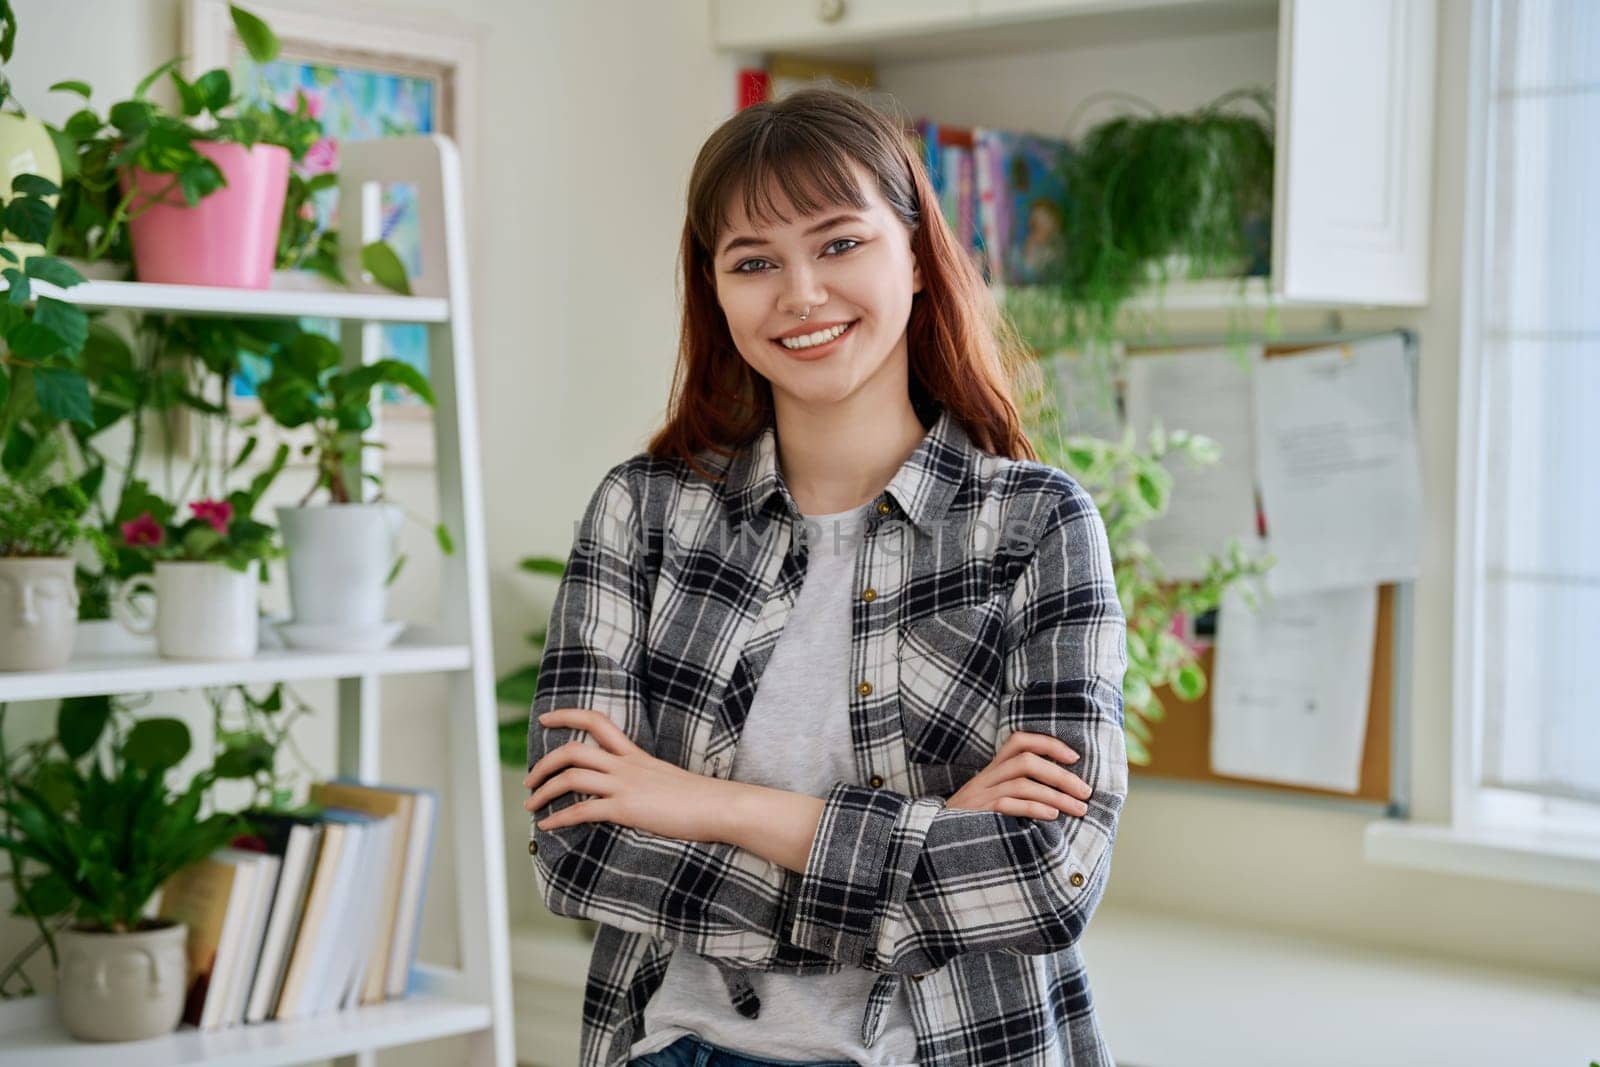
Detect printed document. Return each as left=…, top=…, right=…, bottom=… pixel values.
left=1253, top=334, right=1423, bottom=596
left=1210, top=583, right=1379, bottom=793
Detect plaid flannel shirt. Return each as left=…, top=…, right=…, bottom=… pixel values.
left=527, top=405, right=1129, bottom=1066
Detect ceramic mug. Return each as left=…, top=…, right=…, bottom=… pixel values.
left=112, top=561, right=260, bottom=660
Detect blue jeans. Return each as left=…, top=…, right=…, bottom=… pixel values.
left=628, top=1033, right=859, bottom=1067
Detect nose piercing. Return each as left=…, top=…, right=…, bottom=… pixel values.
left=798, top=306, right=810, bottom=321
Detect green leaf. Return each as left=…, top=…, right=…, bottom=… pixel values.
left=132, top=57, right=183, bottom=101
left=12, top=172, right=59, bottom=198
left=49, top=80, right=93, bottom=99
left=229, top=4, right=281, bottom=64
left=432, top=523, right=453, bottom=555
left=2, top=266, right=29, bottom=304
left=32, top=367, right=94, bottom=426
left=1172, top=662, right=1208, bottom=702
left=2, top=193, right=51, bottom=245
left=360, top=240, right=412, bottom=295
left=58, top=696, right=112, bottom=758
left=25, top=257, right=86, bottom=289
left=169, top=71, right=203, bottom=117
left=124, top=718, right=191, bottom=772
left=519, top=556, right=566, bottom=578
left=496, top=665, right=541, bottom=707
left=498, top=717, right=528, bottom=769
left=32, top=297, right=90, bottom=355
left=193, top=69, right=232, bottom=114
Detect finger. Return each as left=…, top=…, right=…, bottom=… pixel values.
left=535, top=796, right=606, bottom=831
left=1004, top=752, right=1093, bottom=802
left=540, top=708, right=636, bottom=756
left=999, top=776, right=1088, bottom=817
left=993, top=796, right=1061, bottom=821
left=1012, top=730, right=1079, bottom=765
left=526, top=767, right=612, bottom=812
left=524, top=739, right=609, bottom=790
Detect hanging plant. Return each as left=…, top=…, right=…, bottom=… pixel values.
left=1008, top=86, right=1275, bottom=356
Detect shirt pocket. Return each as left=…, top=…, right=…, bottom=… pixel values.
left=896, top=604, right=1006, bottom=773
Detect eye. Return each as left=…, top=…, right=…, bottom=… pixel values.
left=733, top=258, right=774, bottom=274
left=824, top=238, right=860, bottom=255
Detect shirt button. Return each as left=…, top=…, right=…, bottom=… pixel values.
left=869, top=774, right=884, bottom=788
left=1069, top=871, right=1085, bottom=887
left=857, top=680, right=873, bottom=696
left=861, top=587, right=877, bottom=602
left=876, top=500, right=892, bottom=515
left=528, top=840, right=538, bottom=856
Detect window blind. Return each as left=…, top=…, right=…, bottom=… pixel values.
left=1476, top=0, right=1600, bottom=803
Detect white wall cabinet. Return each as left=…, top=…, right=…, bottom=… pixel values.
left=711, top=0, right=1438, bottom=309
left=711, top=0, right=975, bottom=51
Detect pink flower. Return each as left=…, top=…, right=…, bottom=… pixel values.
left=296, top=88, right=324, bottom=122
left=304, top=137, right=338, bottom=174
left=121, top=512, right=165, bottom=547
left=190, top=499, right=234, bottom=535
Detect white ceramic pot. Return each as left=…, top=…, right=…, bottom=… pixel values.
left=277, top=504, right=402, bottom=632
left=112, top=561, right=260, bottom=660
left=56, top=920, right=188, bottom=1042
left=0, top=557, right=79, bottom=671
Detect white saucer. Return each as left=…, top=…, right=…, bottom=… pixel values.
left=273, top=619, right=406, bottom=652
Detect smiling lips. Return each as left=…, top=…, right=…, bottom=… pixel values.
left=772, top=320, right=858, bottom=358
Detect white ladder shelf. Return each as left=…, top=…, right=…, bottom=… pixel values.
left=0, top=134, right=515, bottom=1067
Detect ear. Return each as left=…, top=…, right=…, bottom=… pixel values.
left=911, top=257, right=923, bottom=295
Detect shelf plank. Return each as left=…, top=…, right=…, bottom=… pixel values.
left=0, top=627, right=472, bottom=702
left=6, top=276, right=449, bottom=323
left=0, top=992, right=490, bottom=1067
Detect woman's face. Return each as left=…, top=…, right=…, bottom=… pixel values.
left=712, top=159, right=922, bottom=412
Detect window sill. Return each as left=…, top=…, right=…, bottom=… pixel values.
left=1364, top=819, right=1600, bottom=895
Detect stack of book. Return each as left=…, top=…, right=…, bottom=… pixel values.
left=913, top=119, right=1075, bottom=289
left=157, top=779, right=439, bottom=1031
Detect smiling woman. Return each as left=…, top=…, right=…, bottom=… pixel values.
left=525, top=87, right=1128, bottom=1067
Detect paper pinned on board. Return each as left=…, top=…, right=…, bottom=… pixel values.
left=1209, top=583, right=1379, bottom=793
left=1123, top=345, right=1266, bottom=581
left=1253, top=333, right=1424, bottom=597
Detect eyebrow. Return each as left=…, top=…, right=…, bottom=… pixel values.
left=718, top=214, right=867, bottom=258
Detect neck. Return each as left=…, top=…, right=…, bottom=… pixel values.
left=772, top=393, right=927, bottom=517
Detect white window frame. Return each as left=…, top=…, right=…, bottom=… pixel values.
left=1365, top=0, right=1600, bottom=895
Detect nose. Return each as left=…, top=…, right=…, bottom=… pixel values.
left=778, top=262, right=827, bottom=318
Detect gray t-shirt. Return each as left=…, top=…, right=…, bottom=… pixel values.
left=629, top=500, right=919, bottom=1066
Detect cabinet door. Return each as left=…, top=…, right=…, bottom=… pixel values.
left=1274, top=0, right=1437, bottom=305
left=712, top=0, right=975, bottom=51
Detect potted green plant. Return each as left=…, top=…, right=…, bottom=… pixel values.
left=0, top=712, right=244, bottom=1040
left=1008, top=86, right=1275, bottom=356
left=45, top=7, right=316, bottom=289
left=254, top=328, right=437, bottom=649
left=0, top=464, right=102, bottom=671
left=110, top=466, right=286, bottom=661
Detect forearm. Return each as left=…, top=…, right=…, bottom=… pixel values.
left=711, top=779, right=827, bottom=874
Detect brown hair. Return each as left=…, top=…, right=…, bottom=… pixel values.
left=646, top=86, right=1042, bottom=479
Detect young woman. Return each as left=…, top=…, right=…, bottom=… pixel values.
left=524, top=88, right=1128, bottom=1067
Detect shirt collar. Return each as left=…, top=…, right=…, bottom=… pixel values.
left=724, top=405, right=974, bottom=536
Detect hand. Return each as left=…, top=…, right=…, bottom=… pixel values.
left=523, top=708, right=726, bottom=843
left=945, top=730, right=1092, bottom=821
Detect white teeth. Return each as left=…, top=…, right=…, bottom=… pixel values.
left=779, top=322, right=851, bottom=350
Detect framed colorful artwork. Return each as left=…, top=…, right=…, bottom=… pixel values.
left=183, top=0, right=482, bottom=468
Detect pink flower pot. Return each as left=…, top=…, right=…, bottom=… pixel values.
left=122, top=141, right=291, bottom=289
